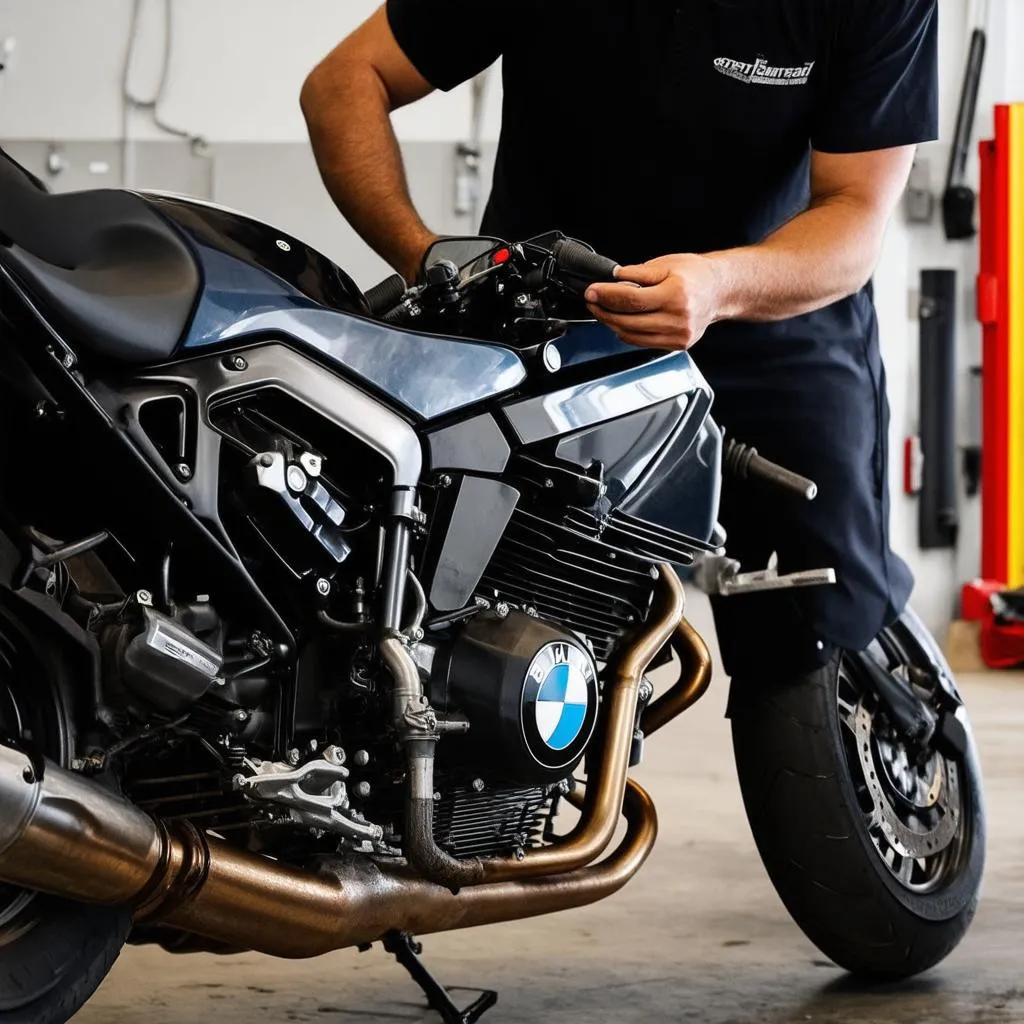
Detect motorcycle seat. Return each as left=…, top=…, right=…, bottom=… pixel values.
left=0, top=148, right=200, bottom=364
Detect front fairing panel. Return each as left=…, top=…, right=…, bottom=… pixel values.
left=502, top=352, right=722, bottom=548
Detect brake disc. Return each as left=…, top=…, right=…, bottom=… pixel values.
left=853, top=701, right=961, bottom=861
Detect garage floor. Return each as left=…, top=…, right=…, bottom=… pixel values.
left=76, top=598, right=1024, bottom=1024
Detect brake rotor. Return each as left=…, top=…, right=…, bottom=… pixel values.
left=853, top=701, right=961, bottom=862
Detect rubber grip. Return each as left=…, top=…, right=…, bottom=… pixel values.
left=364, top=274, right=408, bottom=317
left=724, top=439, right=818, bottom=501
left=746, top=453, right=819, bottom=502
left=552, top=238, right=620, bottom=284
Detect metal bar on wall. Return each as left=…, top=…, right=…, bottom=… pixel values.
left=919, top=269, right=960, bottom=549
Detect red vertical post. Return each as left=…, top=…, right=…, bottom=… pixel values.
left=978, top=106, right=1011, bottom=583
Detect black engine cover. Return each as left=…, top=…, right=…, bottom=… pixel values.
left=432, top=611, right=599, bottom=785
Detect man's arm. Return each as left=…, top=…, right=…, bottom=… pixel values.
left=585, top=145, right=916, bottom=350
left=300, top=7, right=439, bottom=280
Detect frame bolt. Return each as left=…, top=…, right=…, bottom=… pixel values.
left=323, top=745, right=346, bottom=767
left=175, top=462, right=192, bottom=481
left=316, top=577, right=331, bottom=597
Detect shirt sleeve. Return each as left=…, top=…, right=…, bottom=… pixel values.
left=811, top=0, right=939, bottom=154
left=386, top=0, right=504, bottom=92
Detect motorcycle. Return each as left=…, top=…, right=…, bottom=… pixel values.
left=0, top=149, right=984, bottom=1024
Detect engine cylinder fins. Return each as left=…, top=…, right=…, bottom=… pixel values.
left=0, top=741, right=655, bottom=959
left=480, top=509, right=657, bottom=660
left=432, top=783, right=554, bottom=859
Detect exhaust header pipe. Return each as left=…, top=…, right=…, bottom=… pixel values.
left=0, top=743, right=656, bottom=958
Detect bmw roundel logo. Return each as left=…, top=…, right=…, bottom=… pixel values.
left=520, top=641, right=599, bottom=771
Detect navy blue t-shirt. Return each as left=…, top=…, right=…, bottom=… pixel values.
left=387, top=0, right=938, bottom=364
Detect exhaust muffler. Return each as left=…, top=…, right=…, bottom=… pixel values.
left=0, top=743, right=656, bottom=958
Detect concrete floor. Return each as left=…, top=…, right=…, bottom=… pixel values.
left=76, top=598, right=1024, bottom=1024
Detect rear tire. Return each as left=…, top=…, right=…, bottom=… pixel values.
left=0, top=599, right=132, bottom=1023
left=730, top=611, right=985, bottom=978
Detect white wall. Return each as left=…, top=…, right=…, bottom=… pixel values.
left=3, top=0, right=1024, bottom=639
left=0, top=0, right=503, bottom=143
left=877, top=0, right=1018, bottom=636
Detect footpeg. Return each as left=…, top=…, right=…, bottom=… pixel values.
left=691, top=555, right=836, bottom=596
left=384, top=931, right=498, bottom=1024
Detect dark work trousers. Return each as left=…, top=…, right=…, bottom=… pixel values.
left=695, top=297, right=914, bottom=682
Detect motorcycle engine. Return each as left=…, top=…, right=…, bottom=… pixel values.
left=426, top=610, right=599, bottom=787
left=409, top=610, right=599, bottom=860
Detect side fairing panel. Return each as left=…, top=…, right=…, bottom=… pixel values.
left=146, top=194, right=527, bottom=420
left=214, top=308, right=527, bottom=421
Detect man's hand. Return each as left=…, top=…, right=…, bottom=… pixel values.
left=584, top=254, right=725, bottom=350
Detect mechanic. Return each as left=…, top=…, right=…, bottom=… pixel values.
left=299, top=1, right=938, bottom=684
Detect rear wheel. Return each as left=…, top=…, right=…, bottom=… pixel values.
left=730, top=610, right=985, bottom=978
left=0, top=602, right=132, bottom=1024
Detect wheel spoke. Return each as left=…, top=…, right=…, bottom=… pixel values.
left=897, top=855, right=915, bottom=885
left=837, top=694, right=858, bottom=733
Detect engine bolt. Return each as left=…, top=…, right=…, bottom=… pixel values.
left=234, top=709, right=249, bottom=722
left=316, top=578, right=331, bottom=597
left=323, top=745, right=346, bottom=766
left=355, top=781, right=371, bottom=798
left=308, top=738, right=319, bottom=752
left=433, top=791, right=441, bottom=802
left=136, top=589, right=153, bottom=607
left=544, top=478, right=554, bottom=489
left=514, top=293, right=528, bottom=306
left=471, top=778, right=485, bottom=793
left=438, top=474, right=453, bottom=488
left=231, top=355, right=248, bottom=371
left=495, top=602, right=510, bottom=619
left=353, top=750, right=370, bottom=767
left=175, top=462, right=192, bottom=481
left=286, top=748, right=301, bottom=765
left=514, top=847, right=526, bottom=862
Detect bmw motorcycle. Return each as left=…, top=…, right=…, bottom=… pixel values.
left=0, top=149, right=984, bottom=1024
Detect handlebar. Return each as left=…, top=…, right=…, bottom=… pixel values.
left=364, top=273, right=408, bottom=317
left=724, top=439, right=818, bottom=502
left=551, top=238, right=620, bottom=290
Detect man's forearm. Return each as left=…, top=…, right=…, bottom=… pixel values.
left=301, top=63, right=436, bottom=280
left=706, top=195, right=889, bottom=323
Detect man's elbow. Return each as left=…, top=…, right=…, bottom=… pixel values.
left=300, top=61, right=333, bottom=125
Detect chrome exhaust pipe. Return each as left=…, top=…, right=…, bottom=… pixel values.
left=0, top=743, right=657, bottom=959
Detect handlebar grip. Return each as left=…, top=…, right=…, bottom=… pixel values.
left=364, top=273, right=408, bottom=317
left=724, top=440, right=818, bottom=501
left=552, top=238, right=620, bottom=285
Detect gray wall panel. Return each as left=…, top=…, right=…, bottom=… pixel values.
left=1, top=137, right=497, bottom=290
